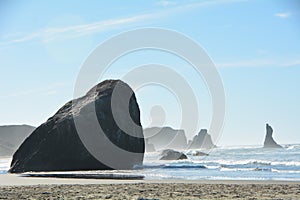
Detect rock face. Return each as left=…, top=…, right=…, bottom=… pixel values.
left=144, top=127, right=187, bottom=150
left=264, top=124, right=282, bottom=148
left=159, top=149, right=187, bottom=160
left=9, top=80, right=145, bottom=173
left=188, top=129, right=216, bottom=149
left=0, top=125, right=35, bottom=157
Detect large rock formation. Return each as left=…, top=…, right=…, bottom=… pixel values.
left=188, top=129, right=216, bottom=149
left=9, top=80, right=145, bottom=173
left=159, top=149, right=187, bottom=160
left=0, top=125, right=35, bottom=157
left=264, top=124, right=282, bottom=148
left=144, top=127, right=187, bottom=150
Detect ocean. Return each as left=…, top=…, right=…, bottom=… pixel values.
left=0, top=157, right=11, bottom=174
left=1, top=144, right=300, bottom=181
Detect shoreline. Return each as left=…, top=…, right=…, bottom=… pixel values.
left=1, top=173, right=300, bottom=186
left=1, top=174, right=299, bottom=199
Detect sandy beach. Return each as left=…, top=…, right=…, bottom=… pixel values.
left=0, top=174, right=299, bottom=199
left=1, top=182, right=299, bottom=199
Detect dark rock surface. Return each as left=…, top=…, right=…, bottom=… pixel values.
left=144, top=127, right=187, bottom=150
left=22, top=173, right=144, bottom=180
left=264, top=124, right=282, bottom=148
left=188, top=129, right=216, bottom=149
left=9, top=80, right=145, bottom=173
left=0, top=125, right=35, bottom=157
left=159, top=149, right=187, bottom=160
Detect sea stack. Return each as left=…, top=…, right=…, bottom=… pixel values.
left=145, top=139, right=156, bottom=152
left=9, top=80, right=145, bottom=173
left=188, top=129, right=216, bottom=149
left=144, top=127, right=188, bottom=150
left=263, top=124, right=282, bottom=148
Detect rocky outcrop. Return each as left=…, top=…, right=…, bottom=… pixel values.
left=0, top=125, right=35, bottom=156
left=188, top=129, right=216, bottom=149
left=187, top=150, right=209, bottom=156
left=144, top=127, right=187, bottom=150
left=9, top=80, right=145, bottom=173
left=264, top=124, right=282, bottom=148
left=145, top=139, right=156, bottom=152
left=159, top=149, right=187, bottom=160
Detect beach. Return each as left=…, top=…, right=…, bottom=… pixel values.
left=0, top=182, right=299, bottom=199
left=1, top=145, right=300, bottom=199
left=0, top=174, right=299, bottom=199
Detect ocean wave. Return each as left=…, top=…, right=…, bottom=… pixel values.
left=285, top=144, right=300, bottom=150
left=205, top=165, right=220, bottom=169
left=197, top=159, right=300, bottom=167
left=220, top=167, right=254, bottom=172
left=163, top=164, right=206, bottom=169
left=143, top=158, right=300, bottom=171
left=271, top=161, right=300, bottom=166
left=220, top=167, right=271, bottom=172
left=136, top=163, right=207, bottom=169
left=197, top=159, right=270, bottom=166
left=220, top=167, right=300, bottom=173
left=271, top=169, right=300, bottom=174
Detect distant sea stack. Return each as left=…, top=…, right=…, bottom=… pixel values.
left=188, top=129, right=216, bottom=149
left=9, top=80, right=145, bottom=173
left=263, top=124, right=282, bottom=148
left=145, top=139, right=156, bottom=152
left=0, top=125, right=35, bottom=157
left=144, top=127, right=187, bottom=150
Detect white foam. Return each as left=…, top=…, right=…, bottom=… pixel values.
left=192, top=159, right=300, bottom=167
left=271, top=169, right=300, bottom=174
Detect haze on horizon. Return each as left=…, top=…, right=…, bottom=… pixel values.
left=0, top=0, right=299, bottom=146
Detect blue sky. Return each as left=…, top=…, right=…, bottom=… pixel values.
left=0, top=0, right=299, bottom=146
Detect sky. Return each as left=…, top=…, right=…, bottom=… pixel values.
left=0, top=0, right=299, bottom=146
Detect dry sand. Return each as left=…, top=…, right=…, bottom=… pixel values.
left=1, top=182, right=300, bottom=199
left=0, top=174, right=299, bottom=199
